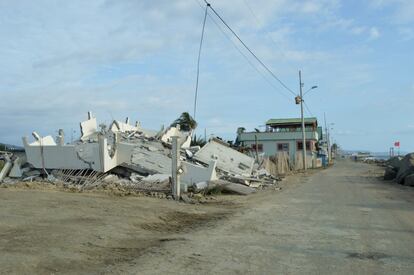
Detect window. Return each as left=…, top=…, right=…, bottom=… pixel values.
left=297, top=141, right=312, bottom=151
left=277, top=143, right=289, bottom=152
left=251, top=144, right=263, bottom=152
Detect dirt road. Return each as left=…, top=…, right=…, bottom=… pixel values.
left=127, top=159, right=414, bottom=274
left=1, top=159, right=414, bottom=274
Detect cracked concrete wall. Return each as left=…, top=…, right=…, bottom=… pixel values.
left=194, top=139, right=255, bottom=176
left=23, top=136, right=117, bottom=172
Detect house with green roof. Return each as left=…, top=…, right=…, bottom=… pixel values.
left=236, top=117, right=323, bottom=168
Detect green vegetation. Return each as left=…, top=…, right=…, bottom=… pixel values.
left=191, top=134, right=206, bottom=147
left=170, top=112, right=197, bottom=132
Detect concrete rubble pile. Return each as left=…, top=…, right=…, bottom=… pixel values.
left=383, top=153, right=414, bottom=186
left=0, top=112, right=283, bottom=198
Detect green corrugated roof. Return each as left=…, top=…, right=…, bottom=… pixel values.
left=266, top=117, right=317, bottom=125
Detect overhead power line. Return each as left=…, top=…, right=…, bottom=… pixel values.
left=200, top=2, right=292, bottom=101
left=204, top=0, right=296, bottom=96
left=193, top=3, right=209, bottom=119
left=242, top=0, right=305, bottom=78
left=193, top=0, right=292, bottom=102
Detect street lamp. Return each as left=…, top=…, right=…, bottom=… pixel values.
left=296, top=70, right=318, bottom=171
left=303, top=85, right=318, bottom=96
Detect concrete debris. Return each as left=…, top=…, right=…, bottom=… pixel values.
left=181, top=161, right=217, bottom=186
left=180, top=193, right=194, bottom=204
left=185, top=149, right=193, bottom=159
left=23, top=133, right=117, bottom=172
left=161, top=125, right=192, bottom=149
left=206, top=180, right=256, bottom=195
left=127, top=141, right=171, bottom=175
left=142, top=174, right=170, bottom=183
left=194, top=138, right=255, bottom=176
left=192, top=181, right=208, bottom=193
left=9, top=156, right=26, bottom=178
left=102, top=174, right=119, bottom=183
left=30, top=132, right=57, bottom=146
left=80, top=112, right=98, bottom=141
left=12, top=111, right=282, bottom=197
left=110, top=118, right=139, bottom=133
left=23, top=169, right=41, bottom=177
left=0, top=155, right=12, bottom=182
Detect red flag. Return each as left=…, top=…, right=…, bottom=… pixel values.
left=394, top=141, right=400, bottom=147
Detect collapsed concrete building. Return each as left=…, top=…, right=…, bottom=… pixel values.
left=0, top=112, right=282, bottom=197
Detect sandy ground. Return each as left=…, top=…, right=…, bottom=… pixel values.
left=1, top=160, right=414, bottom=274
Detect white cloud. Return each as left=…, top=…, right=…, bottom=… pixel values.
left=369, top=27, right=381, bottom=39
left=369, top=0, right=414, bottom=23
left=0, top=0, right=412, bottom=152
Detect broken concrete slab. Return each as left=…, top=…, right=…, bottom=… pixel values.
left=110, top=119, right=139, bottom=133
left=118, top=140, right=171, bottom=175
left=161, top=126, right=192, bottom=149
left=30, top=133, right=56, bottom=146
left=0, top=156, right=12, bottom=182
left=207, top=179, right=256, bottom=195
left=80, top=112, right=98, bottom=141
left=192, top=181, right=208, bottom=193
left=142, top=174, right=170, bottom=183
left=194, top=139, right=254, bottom=176
left=181, top=160, right=217, bottom=185
left=9, top=156, right=26, bottom=178
left=180, top=193, right=195, bottom=204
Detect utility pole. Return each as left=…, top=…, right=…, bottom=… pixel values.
left=299, top=70, right=307, bottom=171
left=324, top=112, right=330, bottom=164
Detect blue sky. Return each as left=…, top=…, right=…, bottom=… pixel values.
left=0, top=0, right=413, bottom=152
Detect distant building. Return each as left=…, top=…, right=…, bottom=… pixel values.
left=236, top=117, right=323, bottom=168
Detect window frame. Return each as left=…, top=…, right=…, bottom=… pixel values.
left=277, top=143, right=289, bottom=152
left=251, top=143, right=263, bottom=152
left=297, top=141, right=312, bottom=151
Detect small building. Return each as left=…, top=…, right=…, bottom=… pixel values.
left=236, top=117, right=322, bottom=168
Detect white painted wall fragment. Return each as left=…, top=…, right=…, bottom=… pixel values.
left=181, top=160, right=217, bottom=185
left=161, top=126, right=192, bottom=149
left=80, top=115, right=98, bottom=141
left=29, top=133, right=56, bottom=146
left=110, top=120, right=139, bottom=133
left=22, top=135, right=118, bottom=172
left=194, top=139, right=255, bottom=176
